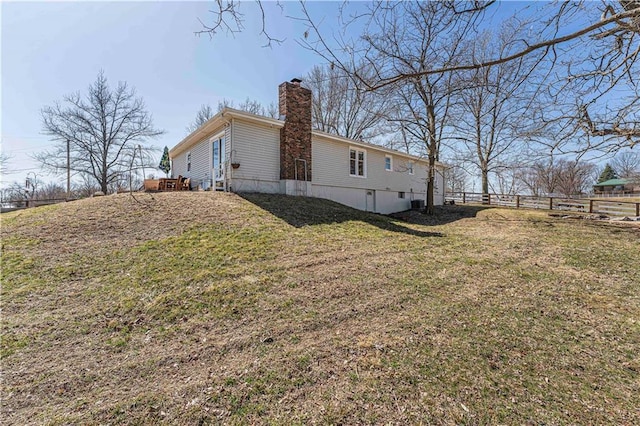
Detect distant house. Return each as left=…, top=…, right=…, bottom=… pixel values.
left=169, top=79, right=445, bottom=214
left=593, top=178, right=640, bottom=195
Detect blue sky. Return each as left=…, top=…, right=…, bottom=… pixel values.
left=2, top=1, right=615, bottom=191
left=1, top=1, right=325, bottom=188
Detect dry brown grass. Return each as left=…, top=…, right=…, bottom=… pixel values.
left=2, top=192, right=639, bottom=425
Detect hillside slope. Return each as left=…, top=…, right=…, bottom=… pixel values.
left=2, top=192, right=639, bottom=425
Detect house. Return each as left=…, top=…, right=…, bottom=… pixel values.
left=593, top=178, right=640, bottom=195
left=169, top=79, right=445, bottom=214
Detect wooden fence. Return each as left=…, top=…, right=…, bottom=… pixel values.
left=1, top=198, right=77, bottom=213
left=446, top=192, right=640, bottom=217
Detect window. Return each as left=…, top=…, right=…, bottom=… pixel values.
left=187, top=152, right=191, bottom=172
left=408, top=161, right=414, bottom=175
left=398, top=192, right=405, bottom=199
left=349, top=148, right=366, bottom=177
left=385, top=155, right=392, bottom=171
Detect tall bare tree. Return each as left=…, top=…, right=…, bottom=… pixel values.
left=350, top=2, right=482, bottom=213
left=451, top=23, right=543, bottom=195
left=37, top=71, right=163, bottom=194
left=304, top=64, right=390, bottom=141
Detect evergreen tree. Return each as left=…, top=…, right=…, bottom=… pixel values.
left=597, top=163, right=618, bottom=183
left=159, top=146, right=171, bottom=177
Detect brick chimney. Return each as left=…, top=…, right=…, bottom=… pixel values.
left=279, top=78, right=312, bottom=181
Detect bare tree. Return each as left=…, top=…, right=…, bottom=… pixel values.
left=265, top=102, right=278, bottom=119
left=36, top=71, right=163, bottom=194
left=353, top=3, right=481, bottom=214
left=517, top=160, right=561, bottom=197
left=186, top=104, right=214, bottom=133
left=202, top=1, right=640, bottom=153
left=444, top=163, right=469, bottom=193
left=611, top=150, right=640, bottom=178
left=518, top=158, right=595, bottom=197
left=304, top=64, right=390, bottom=141
left=34, top=182, right=67, bottom=200
left=238, top=97, right=267, bottom=116
left=73, top=175, right=102, bottom=199
left=0, top=181, right=28, bottom=208
left=490, top=165, right=524, bottom=196
left=554, top=159, right=597, bottom=197
left=451, top=23, right=543, bottom=195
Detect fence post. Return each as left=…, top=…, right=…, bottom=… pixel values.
left=636, top=203, right=639, bottom=217
left=516, top=195, right=520, bottom=209
left=462, top=192, right=466, bottom=204
left=549, top=197, right=553, bottom=210
left=589, top=199, right=594, bottom=214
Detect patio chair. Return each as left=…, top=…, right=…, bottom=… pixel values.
left=181, top=177, right=191, bottom=191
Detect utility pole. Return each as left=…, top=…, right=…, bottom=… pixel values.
left=66, top=139, right=71, bottom=199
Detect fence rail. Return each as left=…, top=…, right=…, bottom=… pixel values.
left=1, top=197, right=77, bottom=213
left=446, top=192, right=640, bottom=217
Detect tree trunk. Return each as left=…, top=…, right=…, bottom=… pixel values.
left=482, top=168, right=489, bottom=193
left=425, top=106, right=438, bottom=215
left=426, top=155, right=435, bottom=215
left=101, top=167, right=109, bottom=194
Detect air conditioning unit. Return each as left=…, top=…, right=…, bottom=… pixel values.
left=411, top=199, right=425, bottom=210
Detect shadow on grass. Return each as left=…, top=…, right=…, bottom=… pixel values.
left=389, top=204, right=494, bottom=226
left=239, top=193, right=443, bottom=238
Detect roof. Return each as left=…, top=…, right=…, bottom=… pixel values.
left=593, top=178, right=630, bottom=187
left=169, top=107, right=445, bottom=168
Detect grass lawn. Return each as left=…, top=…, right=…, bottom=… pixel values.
left=1, top=192, right=639, bottom=425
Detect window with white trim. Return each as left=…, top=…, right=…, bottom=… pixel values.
left=349, top=148, right=366, bottom=177
left=385, top=155, right=392, bottom=171
left=408, top=161, right=414, bottom=175
left=187, top=152, right=191, bottom=172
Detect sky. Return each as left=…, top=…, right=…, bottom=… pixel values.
left=1, top=1, right=326, bottom=189
left=1, top=1, right=625, bottom=192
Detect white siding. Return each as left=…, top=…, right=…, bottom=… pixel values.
left=172, top=127, right=225, bottom=190
left=312, top=136, right=429, bottom=191
left=170, top=113, right=443, bottom=212
left=311, top=135, right=440, bottom=212
left=228, top=118, right=281, bottom=192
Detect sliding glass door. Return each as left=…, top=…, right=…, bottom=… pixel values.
left=212, top=137, right=225, bottom=188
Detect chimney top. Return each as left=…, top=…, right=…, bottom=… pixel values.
left=290, top=78, right=302, bottom=85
